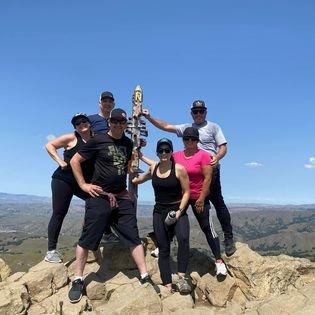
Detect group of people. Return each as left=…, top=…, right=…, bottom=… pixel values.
left=44, top=91, right=236, bottom=303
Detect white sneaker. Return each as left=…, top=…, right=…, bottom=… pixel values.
left=215, top=259, right=227, bottom=276
left=150, top=247, right=159, bottom=258
left=45, top=250, right=62, bottom=263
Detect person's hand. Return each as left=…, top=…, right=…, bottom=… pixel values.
left=80, top=183, right=103, bottom=197
left=59, top=160, right=68, bottom=170
left=195, top=198, right=205, bottom=213
left=210, top=155, right=218, bottom=166
left=175, top=210, right=181, bottom=220
left=140, top=138, right=147, bottom=147
left=142, top=108, right=150, bottom=119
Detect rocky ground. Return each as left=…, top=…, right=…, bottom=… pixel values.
left=0, top=239, right=314, bottom=314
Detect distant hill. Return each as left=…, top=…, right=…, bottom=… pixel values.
left=1, top=192, right=314, bottom=210
left=0, top=192, right=51, bottom=204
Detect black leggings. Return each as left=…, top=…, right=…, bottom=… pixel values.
left=153, top=203, right=190, bottom=285
left=189, top=199, right=221, bottom=260
left=48, top=178, right=88, bottom=251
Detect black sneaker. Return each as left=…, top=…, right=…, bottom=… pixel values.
left=224, top=238, right=236, bottom=257
left=139, top=275, right=161, bottom=295
left=68, top=279, right=84, bottom=303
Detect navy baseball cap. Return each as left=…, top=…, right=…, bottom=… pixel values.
left=109, top=108, right=127, bottom=120
left=100, top=91, right=114, bottom=101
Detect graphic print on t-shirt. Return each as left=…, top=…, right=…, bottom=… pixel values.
left=107, top=145, right=127, bottom=175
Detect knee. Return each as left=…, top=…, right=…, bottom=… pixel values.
left=177, top=234, right=189, bottom=246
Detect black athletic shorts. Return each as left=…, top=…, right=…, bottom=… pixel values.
left=78, top=196, right=141, bottom=251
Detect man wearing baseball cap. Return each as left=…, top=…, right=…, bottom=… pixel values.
left=88, top=91, right=115, bottom=134
left=88, top=91, right=119, bottom=242
left=68, top=108, right=158, bottom=303
left=143, top=100, right=236, bottom=257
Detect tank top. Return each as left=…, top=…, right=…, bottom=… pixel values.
left=152, top=162, right=182, bottom=204
left=52, top=132, right=94, bottom=185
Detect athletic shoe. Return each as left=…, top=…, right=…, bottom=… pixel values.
left=68, top=279, right=84, bottom=303
left=150, top=247, right=159, bottom=258
left=177, top=276, right=191, bottom=295
left=101, top=232, right=120, bottom=243
left=139, top=275, right=161, bottom=295
left=215, top=259, right=227, bottom=277
left=224, top=238, right=236, bottom=256
left=44, top=250, right=62, bottom=263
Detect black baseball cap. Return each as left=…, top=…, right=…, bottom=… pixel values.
left=100, top=91, right=114, bottom=101
left=183, top=127, right=199, bottom=140
left=191, top=100, right=207, bottom=110
left=156, top=138, right=173, bottom=152
left=71, top=113, right=90, bottom=127
left=109, top=108, right=127, bottom=120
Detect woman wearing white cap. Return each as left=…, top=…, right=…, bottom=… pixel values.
left=44, top=113, right=93, bottom=263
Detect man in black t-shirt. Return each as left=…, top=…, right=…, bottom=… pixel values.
left=68, top=108, right=158, bottom=303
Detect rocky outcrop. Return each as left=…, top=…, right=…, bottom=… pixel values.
left=19, top=260, right=68, bottom=302
left=0, top=281, right=30, bottom=315
left=0, top=240, right=314, bottom=314
left=0, top=258, right=12, bottom=281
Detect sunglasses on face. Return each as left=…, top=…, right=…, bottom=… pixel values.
left=183, top=137, right=198, bottom=142
left=157, top=148, right=172, bottom=154
left=191, top=109, right=206, bottom=115
left=74, top=119, right=89, bottom=126
left=110, top=118, right=127, bottom=125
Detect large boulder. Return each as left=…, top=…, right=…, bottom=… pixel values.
left=192, top=272, right=239, bottom=307
left=249, top=281, right=315, bottom=315
left=0, top=281, right=30, bottom=315
left=93, top=272, right=162, bottom=314
left=20, top=260, right=68, bottom=302
left=0, top=258, right=12, bottom=281
left=27, top=286, right=92, bottom=315
left=162, top=292, right=194, bottom=313
left=224, top=242, right=315, bottom=300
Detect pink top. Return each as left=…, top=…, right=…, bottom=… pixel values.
left=173, top=149, right=212, bottom=199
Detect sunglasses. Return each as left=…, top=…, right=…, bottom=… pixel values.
left=110, top=118, right=127, bottom=125
left=157, top=148, right=172, bottom=154
left=183, top=137, right=198, bottom=142
left=191, top=109, right=206, bottom=115
left=74, top=119, right=89, bottom=126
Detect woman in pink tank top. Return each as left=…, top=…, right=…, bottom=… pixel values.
left=173, top=127, right=227, bottom=278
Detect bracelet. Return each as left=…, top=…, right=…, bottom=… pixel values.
left=178, top=208, right=185, bottom=213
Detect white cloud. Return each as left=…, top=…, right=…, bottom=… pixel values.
left=304, top=156, right=315, bottom=169
left=46, top=134, right=56, bottom=141
left=245, top=161, right=263, bottom=168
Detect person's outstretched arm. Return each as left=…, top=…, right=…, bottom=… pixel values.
left=132, top=164, right=155, bottom=185
left=142, top=109, right=177, bottom=133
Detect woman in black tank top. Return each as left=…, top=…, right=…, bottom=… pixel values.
left=132, top=138, right=191, bottom=294
left=45, top=113, right=93, bottom=263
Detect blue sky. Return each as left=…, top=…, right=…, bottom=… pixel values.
left=1, top=1, right=314, bottom=204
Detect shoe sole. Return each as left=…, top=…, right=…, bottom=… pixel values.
left=225, top=249, right=236, bottom=257
left=44, top=257, right=62, bottom=263
left=68, top=293, right=82, bottom=304
left=179, top=289, right=191, bottom=295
